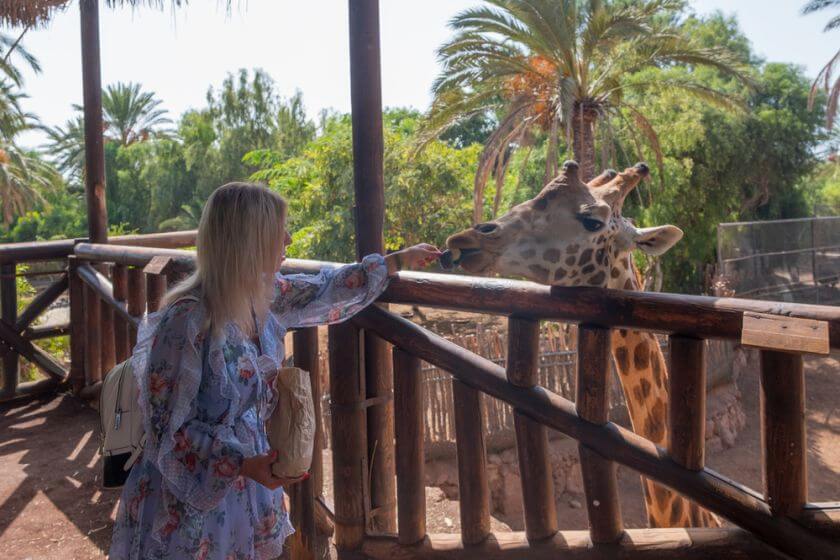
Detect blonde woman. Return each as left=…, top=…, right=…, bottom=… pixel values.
left=109, top=182, right=440, bottom=560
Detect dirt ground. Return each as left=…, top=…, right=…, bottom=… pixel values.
left=1, top=348, right=838, bottom=559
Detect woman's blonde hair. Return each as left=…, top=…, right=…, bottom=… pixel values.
left=164, top=182, right=287, bottom=334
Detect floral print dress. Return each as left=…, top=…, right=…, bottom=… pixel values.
left=109, top=255, right=389, bottom=560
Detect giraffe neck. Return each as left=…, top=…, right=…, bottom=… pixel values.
left=607, top=255, right=719, bottom=528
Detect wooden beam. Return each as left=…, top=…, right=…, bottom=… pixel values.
left=146, top=273, right=166, bottom=313
left=394, top=348, right=426, bottom=545
left=328, top=321, right=367, bottom=552
left=1, top=263, right=18, bottom=398
left=668, top=336, right=706, bottom=471
left=68, top=256, right=86, bottom=393
left=761, top=350, right=807, bottom=517
left=360, top=529, right=788, bottom=560
left=83, top=284, right=101, bottom=384
left=75, top=263, right=138, bottom=328
left=14, top=274, right=68, bottom=332
left=126, top=267, right=146, bottom=347
left=0, top=308, right=67, bottom=381
left=452, top=380, right=491, bottom=545
left=112, top=264, right=129, bottom=362
left=351, top=305, right=839, bottom=560
left=577, top=325, right=623, bottom=544
left=506, top=317, right=558, bottom=542
left=80, top=0, right=108, bottom=243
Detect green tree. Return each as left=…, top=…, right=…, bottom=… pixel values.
left=424, top=0, right=750, bottom=222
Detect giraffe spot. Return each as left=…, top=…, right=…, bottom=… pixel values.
left=644, top=400, right=666, bottom=443
left=652, top=355, right=663, bottom=387
left=578, top=248, right=593, bottom=265
left=521, top=248, right=536, bottom=259
left=619, top=329, right=628, bottom=338
left=652, top=484, right=670, bottom=508
left=615, top=346, right=629, bottom=372
left=632, top=386, right=644, bottom=403
left=528, top=264, right=550, bottom=283
left=582, top=264, right=596, bottom=275
left=633, top=341, right=650, bottom=370
left=624, top=278, right=634, bottom=290
left=566, top=244, right=579, bottom=254
left=669, top=497, right=684, bottom=526
left=595, top=248, right=606, bottom=265
left=543, top=249, right=561, bottom=263
left=640, top=378, right=652, bottom=398
left=565, top=256, right=576, bottom=266
left=596, top=235, right=606, bottom=244
left=589, top=271, right=606, bottom=285
left=611, top=267, right=620, bottom=278
left=554, top=268, right=567, bottom=280
left=534, top=197, right=548, bottom=211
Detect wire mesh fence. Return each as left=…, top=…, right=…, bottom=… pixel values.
left=717, top=216, right=840, bottom=305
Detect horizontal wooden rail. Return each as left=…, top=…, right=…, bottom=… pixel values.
left=361, top=529, right=786, bottom=560
left=0, top=230, right=197, bottom=264
left=69, top=246, right=840, bottom=347
left=75, top=263, right=139, bottom=329
left=24, top=323, right=70, bottom=340
left=351, top=305, right=839, bottom=560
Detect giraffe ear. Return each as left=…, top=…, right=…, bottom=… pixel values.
left=632, top=225, right=683, bottom=256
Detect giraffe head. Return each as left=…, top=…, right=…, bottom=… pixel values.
left=444, top=161, right=683, bottom=287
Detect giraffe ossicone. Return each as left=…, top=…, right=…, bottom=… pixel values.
left=444, top=160, right=719, bottom=529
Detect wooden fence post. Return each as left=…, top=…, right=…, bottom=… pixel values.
left=394, top=348, right=425, bottom=545
left=329, top=321, right=367, bottom=554
left=576, top=325, right=623, bottom=543
left=507, top=317, right=558, bottom=542
left=669, top=336, right=707, bottom=471
left=452, top=379, right=491, bottom=545
left=84, top=284, right=102, bottom=385
left=760, top=350, right=807, bottom=517
left=68, top=256, right=86, bottom=393
left=126, top=267, right=146, bottom=348
left=112, top=264, right=129, bottom=363
left=1, top=263, right=18, bottom=398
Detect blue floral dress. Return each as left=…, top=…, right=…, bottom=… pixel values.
left=109, top=255, right=389, bottom=560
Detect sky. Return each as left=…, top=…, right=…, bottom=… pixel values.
left=8, top=0, right=839, bottom=148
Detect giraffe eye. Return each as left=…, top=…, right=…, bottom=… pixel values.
left=577, top=214, right=605, bottom=232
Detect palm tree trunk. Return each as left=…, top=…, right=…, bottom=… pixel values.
left=543, top=116, right=559, bottom=185
left=571, top=103, right=597, bottom=182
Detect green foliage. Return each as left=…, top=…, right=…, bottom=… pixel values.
left=248, top=110, right=480, bottom=262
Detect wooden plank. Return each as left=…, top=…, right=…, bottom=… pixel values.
left=394, top=348, right=426, bottom=545
left=68, top=256, right=86, bottom=393
left=112, top=264, right=129, bottom=362
left=506, top=317, right=557, bottom=542
left=146, top=273, right=167, bottom=313
left=361, top=529, right=789, bottom=560
left=576, top=325, right=623, bottom=543
left=452, top=380, right=491, bottom=545
left=126, top=267, right=146, bottom=347
left=351, top=305, right=840, bottom=560
left=668, top=336, right=706, bottom=471
left=328, top=321, right=367, bottom=551
left=1, top=263, right=18, bottom=398
left=99, top=264, right=116, bottom=376
left=84, top=284, right=102, bottom=384
left=761, top=350, right=807, bottom=517
left=742, top=312, right=828, bottom=355
left=76, top=264, right=138, bottom=328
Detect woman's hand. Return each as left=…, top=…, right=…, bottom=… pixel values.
left=241, top=450, right=309, bottom=490
left=386, top=243, right=442, bottom=275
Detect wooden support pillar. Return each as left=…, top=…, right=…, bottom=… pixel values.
left=329, top=321, right=367, bottom=553
left=126, top=267, right=146, bottom=348
left=79, top=0, right=108, bottom=243
left=99, top=264, right=116, bottom=374
left=394, top=348, right=425, bottom=545
left=288, top=327, right=322, bottom=560
left=506, top=317, right=557, bottom=542
left=760, top=350, right=807, bottom=517
left=452, top=380, right=491, bottom=545
left=112, top=264, right=129, bottom=362
left=146, top=274, right=166, bottom=313
left=1, top=263, right=18, bottom=398
left=576, top=325, right=623, bottom=543
left=84, top=284, right=102, bottom=385
left=348, top=0, right=396, bottom=534
left=68, top=257, right=86, bottom=393
left=668, top=336, right=706, bottom=470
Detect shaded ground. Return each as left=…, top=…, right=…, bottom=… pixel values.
left=1, top=351, right=838, bottom=559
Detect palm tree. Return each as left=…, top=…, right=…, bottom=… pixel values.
left=0, top=143, right=61, bottom=225
left=46, top=82, right=171, bottom=179
left=803, top=0, right=840, bottom=128
left=424, top=0, right=750, bottom=222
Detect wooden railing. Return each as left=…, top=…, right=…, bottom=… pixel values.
left=1, top=238, right=838, bottom=560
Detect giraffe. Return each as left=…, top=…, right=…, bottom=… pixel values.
left=443, top=160, right=719, bottom=528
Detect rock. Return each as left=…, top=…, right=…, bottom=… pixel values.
left=568, top=499, right=582, bottom=509
left=707, top=436, right=724, bottom=453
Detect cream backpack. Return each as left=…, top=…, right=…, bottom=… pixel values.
left=99, top=295, right=202, bottom=489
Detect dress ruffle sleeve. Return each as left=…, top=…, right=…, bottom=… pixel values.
left=131, top=300, right=245, bottom=515
left=270, top=253, right=390, bottom=328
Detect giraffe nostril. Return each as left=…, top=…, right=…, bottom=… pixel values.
left=474, top=222, right=499, bottom=235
